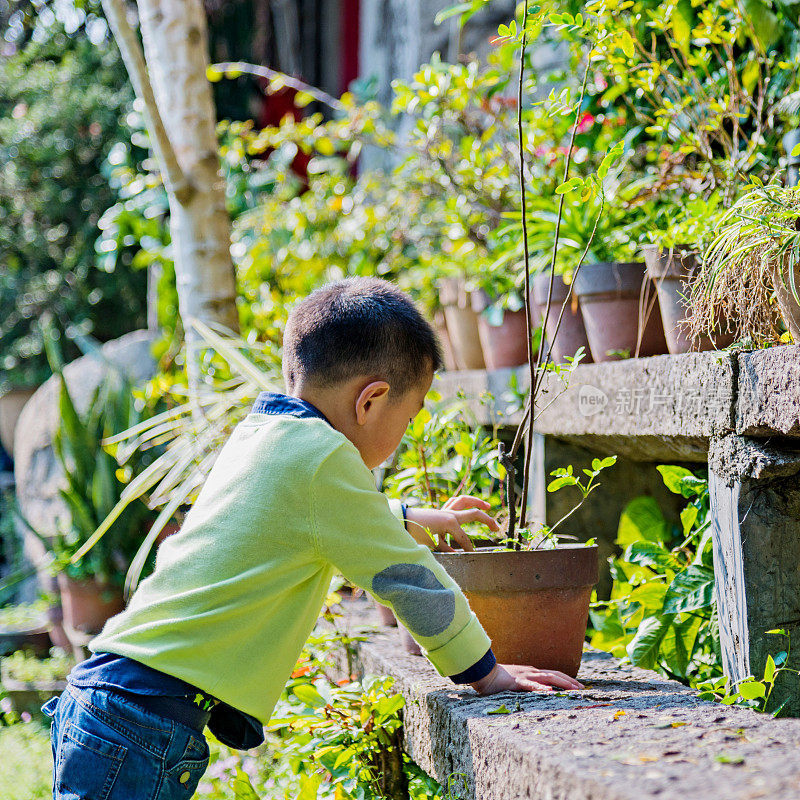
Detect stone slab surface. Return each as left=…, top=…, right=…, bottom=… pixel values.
left=436, top=352, right=736, bottom=462
left=737, top=345, right=800, bottom=437
left=342, top=600, right=800, bottom=800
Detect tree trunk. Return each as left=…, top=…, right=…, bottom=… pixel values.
left=103, top=0, right=239, bottom=386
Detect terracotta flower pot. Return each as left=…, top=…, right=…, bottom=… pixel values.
left=471, top=291, right=529, bottom=369
left=573, top=262, right=669, bottom=362
left=773, top=259, right=800, bottom=343
left=642, top=245, right=734, bottom=353
left=57, top=574, right=124, bottom=640
left=433, top=311, right=459, bottom=372
left=0, top=386, right=37, bottom=457
left=372, top=598, right=398, bottom=627
left=0, top=623, right=51, bottom=658
left=434, top=545, right=598, bottom=677
left=532, top=273, right=593, bottom=365
left=437, top=278, right=486, bottom=370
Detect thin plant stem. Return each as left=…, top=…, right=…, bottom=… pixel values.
left=508, top=0, right=532, bottom=548
left=517, top=60, right=591, bottom=537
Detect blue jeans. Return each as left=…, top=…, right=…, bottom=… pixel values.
left=42, top=685, right=210, bottom=800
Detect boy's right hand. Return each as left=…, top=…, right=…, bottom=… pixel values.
left=470, top=664, right=583, bottom=694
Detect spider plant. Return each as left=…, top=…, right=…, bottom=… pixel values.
left=71, top=320, right=282, bottom=596
left=689, top=183, right=800, bottom=347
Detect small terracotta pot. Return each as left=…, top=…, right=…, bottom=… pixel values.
left=574, top=262, right=668, bottom=362
left=773, top=259, right=800, bottom=343
left=0, top=624, right=51, bottom=658
left=642, top=245, right=734, bottom=353
left=399, top=624, right=423, bottom=656
left=437, top=278, right=486, bottom=370
left=57, top=574, right=124, bottom=639
left=0, top=386, right=37, bottom=457
left=372, top=598, right=398, bottom=627
left=434, top=545, right=598, bottom=677
left=433, top=311, right=459, bottom=371
left=532, top=273, right=593, bottom=365
left=471, top=291, right=529, bottom=369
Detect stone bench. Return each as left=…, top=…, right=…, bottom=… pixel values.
left=341, top=599, right=800, bottom=800
left=434, top=346, right=800, bottom=712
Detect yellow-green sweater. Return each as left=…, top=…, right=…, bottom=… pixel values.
left=91, top=394, right=491, bottom=723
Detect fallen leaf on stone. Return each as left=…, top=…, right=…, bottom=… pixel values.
left=611, top=709, right=626, bottom=721
left=714, top=753, right=745, bottom=765
left=487, top=704, right=512, bottom=715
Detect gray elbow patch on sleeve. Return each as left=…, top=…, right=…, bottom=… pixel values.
left=372, top=564, right=456, bottom=637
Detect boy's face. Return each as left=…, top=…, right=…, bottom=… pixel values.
left=357, top=372, right=433, bottom=469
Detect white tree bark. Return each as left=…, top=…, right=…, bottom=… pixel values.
left=102, top=0, right=239, bottom=384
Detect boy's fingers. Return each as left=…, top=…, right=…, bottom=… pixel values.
left=436, top=535, right=456, bottom=553
left=446, top=522, right=475, bottom=552
left=515, top=679, right=552, bottom=692
left=445, top=495, right=492, bottom=512
left=455, top=509, right=500, bottom=531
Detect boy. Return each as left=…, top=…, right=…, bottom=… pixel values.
left=44, top=278, right=582, bottom=800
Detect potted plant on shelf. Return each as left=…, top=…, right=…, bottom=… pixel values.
left=0, top=601, right=51, bottom=657
left=641, top=193, right=735, bottom=353
left=23, top=370, right=158, bottom=650
left=689, top=183, right=800, bottom=347
left=0, top=648, right=73, bottom=720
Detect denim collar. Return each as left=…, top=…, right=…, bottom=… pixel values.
left=251, top=391, right=331, bottom=426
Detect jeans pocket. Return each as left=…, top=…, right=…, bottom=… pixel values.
left=55, top=720, right=128, bottom=800
left=162, top=752, right=210, bottom=800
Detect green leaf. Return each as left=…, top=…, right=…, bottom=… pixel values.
left=293, top=684, right=326, bottom=708
left=764, top=654, right=777, bottom=683
left=626, top=615, right=673, bottom=669
left=554, top=177, right=582, bottom=195
left=591, top=455, right=618, bottom=472
left=791, top=142, right=800, bottom=158
left=487, top=704, right=512, bottom=714
left=663, top=566, right=715, bottom=614
left=680, top=505, right=699, bottom=537
left=617, top=496, right=669, bottom=547
left=656, top=465, right=694, bottom=495
left=547, top=476, right=577, bottom=492
left=742, top=0, right=782, bottom=48
left=737, top=680, right=766, bottom=700
left=624, top=541, right=680, bottom=571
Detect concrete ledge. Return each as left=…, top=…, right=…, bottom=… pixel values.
left=737, top=346, right=800, bottom=437
left=342, top=600, right=800, bottom=800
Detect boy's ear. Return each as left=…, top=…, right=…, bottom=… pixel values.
left=355, top=381, right=390, bottom=425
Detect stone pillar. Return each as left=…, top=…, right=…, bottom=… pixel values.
left=709, top=435, right=800, bottom=712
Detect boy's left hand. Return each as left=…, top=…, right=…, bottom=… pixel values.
left=405, top=496, right=499, bottom=552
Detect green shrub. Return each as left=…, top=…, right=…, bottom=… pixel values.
left=0, top=6, right=146, bottom=392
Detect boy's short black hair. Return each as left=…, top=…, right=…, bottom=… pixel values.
left=282, top=278, right=442, bottom=398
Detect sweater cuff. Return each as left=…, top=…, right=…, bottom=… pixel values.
left=449, top=648, right=496, bottom=684
left=424, top=615, right=492, bottom=677
left=387, top=499, right=406, bottom=527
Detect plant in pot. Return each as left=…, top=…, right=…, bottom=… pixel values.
left=394, top=4, right=635, bottom=679
left=0, top=648, right=73, bottom=720
left=23, top=370, right=158, bottom=651
left=688, top=183, right=800, bottom=347
left=640, top=193, right=736, bottom=353
left=0, top=600, right=51, bottom=657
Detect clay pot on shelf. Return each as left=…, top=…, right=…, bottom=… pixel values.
left=57, top=574, right=124, bottom=646
left=0, top=386, right=37, bottom=458
left=434, top=544, right=598, bottom=677
left=436, top=278, right=486, bottom=370
left=532, top=273, right=593, bottom=365
left=372, top=598, right=398, bottom=627
left=0, top=619, right=51, bottom=658
left=433, top=311, right=459, bottom=372
left=773, top=259, right=800, bottom=343
left=471, top=291, right=529, bottom=370
left=642, top=244, right=735, bottom=353
left=0, top=663, right=67, bottom=721
left=573, top=262, right=668, bottom=362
